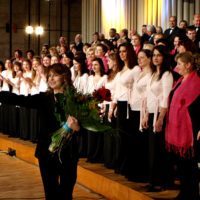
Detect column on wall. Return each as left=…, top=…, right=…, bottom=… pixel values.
left=125, top=0, right=137, bottom=32
left=195, top=0, right=200, bottom=14
left=82, top=0, right=101, bottom=43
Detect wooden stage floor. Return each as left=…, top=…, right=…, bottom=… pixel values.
left=0, top=133, right=179, bottom=200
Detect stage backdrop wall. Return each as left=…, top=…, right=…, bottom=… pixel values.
left=82, top=0, right=200, bottom=43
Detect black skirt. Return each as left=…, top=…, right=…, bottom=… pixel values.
left=125, top=109, right=148, bottom=182
left=114, top=101, right=129, bottom=175
left=103, top=104, right=116, bottom=169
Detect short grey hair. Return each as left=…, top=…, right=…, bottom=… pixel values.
left=147, top=25, right=156, bottom=33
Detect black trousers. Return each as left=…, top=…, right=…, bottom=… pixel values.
left=38, top=153, right=78, bottom=200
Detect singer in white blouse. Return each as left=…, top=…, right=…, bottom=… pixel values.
left=1, top=59, right=13, bottom=92
left=109, top=43, right=140, bottom=175
left=127, top=49, right=153, bottom=182
left=103, top=52, right=122, bottom=169
left=142, top=45, right=174, bottom=191
left=73, top=57, right=89, bottom=94
left=20, top=59, right=33, bottom=96
left=86, top=58, right=107, bottom=163
left=87, top=58, right=107, bottom=94
left=10, top=62, right=23, bottom=95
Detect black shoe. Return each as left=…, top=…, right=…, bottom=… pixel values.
left=147, top=185, right=165, bottom=192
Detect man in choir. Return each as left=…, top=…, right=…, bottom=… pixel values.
left=74, top=34, right=83, bottom=51
left=186, top=27, right=200, bottom=52
left=146, top=25, right=156, bottom=44
left=91, top=32, right=100, bottom=45
left=188, top=14, right=200, bottom=38
left=108, top=28, right=117, bottom=44
left=141, top=24, right=150, bottom=44
left=179, top=20, right=188, bottom=30
left=164, top=16, right=180, bottom=50
left=119, top=28, right=131, bottom=43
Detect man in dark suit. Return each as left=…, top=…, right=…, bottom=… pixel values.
left=146, top=25, right=156, bottom=44
left=108, top=28, right=117, bottom=45
left=75, top=34, right=83, bottom=51
left=164, top=16, right=180, bottom=50
left=188, top=14, right=200, bottom=38
left=119, top=28, right=131, bottom=43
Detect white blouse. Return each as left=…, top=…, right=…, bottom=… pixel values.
left=87, top=75, right=107, bottom=94
left=73, top=73, right=88, bottom=94
left=129, top=72, right=152, bottom=111
left=146, top=71, right=173, bottom=113
left=20, top=71, right=32, bottom=96
left=39, top=78, right=48, bottom=93
left=146, top=71, right=173, bottom=132
left=113, top=66, right=141, bottom=103
left=1, top=70, right=13, bottom=91
left=104, top=75, right=117, bottom=105
left=11, top=77, right=20, bottom=95
left=70, top=66, right=76, bottom=82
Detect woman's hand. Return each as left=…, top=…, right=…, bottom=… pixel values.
left=197, top=131, right=200, bottom=141
left=142, top=112, right=149, bottom=129
left=114, top=107, right=117, bottom=118
left=67, top=116, right=80, bottom=132
left=155, top=118, right=163, bottom=133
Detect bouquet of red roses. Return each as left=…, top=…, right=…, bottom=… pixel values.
left=49, top=86, right=112, bottom=154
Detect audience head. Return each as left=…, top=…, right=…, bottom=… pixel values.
left=169, top=16, right=177, bottom=28
left=193, top=14, right=200, bottom=28
left=179, top=20, right=188, bottom=29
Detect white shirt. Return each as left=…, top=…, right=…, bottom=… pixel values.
left=70, top=66, right=76, bottom=82
left=87, top=75, right=107, bottom=94
left=146, top=71, right=173, bottom=113
left=130, top=72, right=152, bottom=111
left=73, top=73, right=88, bottom=94
left=113, top=66, right=141, bottom=103
left=11, top=77, right=20, bottom=95
left=20, top=71, right=32, bottom=96
left=104, top=75, right=117, bottom=105
left=1, top=70, right=13, bottom=91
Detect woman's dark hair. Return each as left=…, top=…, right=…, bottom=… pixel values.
left=138, top=49, right=152, bottom=58
left=107, top=53, right=122, bottom=81
left=0, top=61, right=5, bottom=71
left=179, top=39, right=197, bottom=54
left=152, top=45, right=172, bottom=80
left=91, top=58, right=105, bottom=76
left=73, top=56, right=89, bottom=76
left=47, top=63, right=73, bottom=92
left=26, top=49, right=35, bottom=57
left=118, top=43, right=137, bottom=69
left=43, top=54, right=51, bottom=59
left=15, top=49, right=23, bottom=57
left=83, top=43, right=91, bottom=48
left=97, top=43, right=108, bottom=53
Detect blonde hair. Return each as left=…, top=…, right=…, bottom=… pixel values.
left=175, top=51, right=200, bottom=71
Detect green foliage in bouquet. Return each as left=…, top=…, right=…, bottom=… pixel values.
left=49, top=86, right=112, bottom=154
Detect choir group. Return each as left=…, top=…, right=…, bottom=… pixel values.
left=0, top=14, right=200, bottom=200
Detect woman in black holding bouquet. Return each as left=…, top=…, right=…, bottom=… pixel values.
left=35, top=63, right=80, bottom=200
left=0, top=63, right=80, bottom=200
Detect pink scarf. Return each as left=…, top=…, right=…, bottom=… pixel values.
left=165, top=71, right=200, bottom=157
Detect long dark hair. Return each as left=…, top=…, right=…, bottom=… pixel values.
left=152, top=45, right=172, bottom=80
left=107, top=53, right=122, bottom=82
left=91, top=58, right=105, bottom=77
left=47, top=63, right=73, bottom=93
left=118, top=43, right=137, bottom=69
left=73, top=56, right=89, bottom=76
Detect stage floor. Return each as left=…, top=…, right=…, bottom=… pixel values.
left=0, top=133, right=179, bottom=200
